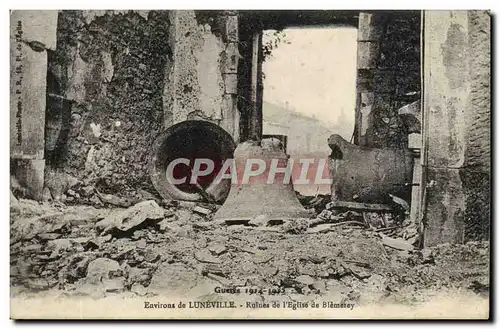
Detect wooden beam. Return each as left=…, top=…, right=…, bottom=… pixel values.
left=328, top=200, right=393, bottom=212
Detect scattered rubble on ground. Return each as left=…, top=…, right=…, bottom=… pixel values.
left=10, top=192, right=490, bottom=305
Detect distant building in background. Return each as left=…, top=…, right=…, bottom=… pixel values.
left=263, top=101, right=354, bottom=196
left=262, top=101, right=353, bottom=157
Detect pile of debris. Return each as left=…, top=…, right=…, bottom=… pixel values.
left=296, top=193, right=420, bottom=250
left=10, top=196, right=223, bottom=298
left=10, top=193, right=489, bottom=303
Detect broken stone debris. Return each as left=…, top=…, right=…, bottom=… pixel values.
left=10, top=199, right=175, bottom=297
left=194, top=250, right=221, bottom=264
left=97, top=200, right=165, bottom=235
left=193, top=205, right=213, bottom=216
left=381, top=234, right=414, bottom=251
left=86, top=258, right=121, bottom=283
left=299, top=195, right=424, bottom=252
left=208, top=243, right=227, bottom=256
left=10, top=195, right=489, bottom=302
left=41, top=174, right=167, bottom=210
left=248, top=214, right=269, bottom=227
left=295, top=274, right=315, bottom=286
left=96, top=190, right=133, bottom=208
left=137, top=189, right=162, bottom=203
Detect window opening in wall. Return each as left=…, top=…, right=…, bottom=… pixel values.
left=261, top=26, right=358, bottom=196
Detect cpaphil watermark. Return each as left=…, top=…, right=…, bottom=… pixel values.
left=165, top=157, right=332, bottom=186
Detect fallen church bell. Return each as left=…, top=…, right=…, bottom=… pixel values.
left=213, top=137, right=311, bottom=224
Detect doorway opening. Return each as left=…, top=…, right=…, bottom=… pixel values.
left=261, top=26, right=358, bottom=196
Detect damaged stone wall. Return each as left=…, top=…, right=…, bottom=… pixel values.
left=356, top=11, right=421, bottom=149
left=46, top=10, right=240, bottom=200
left=10, top=10, right=59, bottom=201
left=422, top=10, right=490, bottom=246
left=462, top=10, right=491, bottom=241
left=163, top=10, right=240, bottom=140
left=47, top=10, right=171, bottom=198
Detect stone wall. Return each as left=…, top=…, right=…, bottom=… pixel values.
left=47, top=10, right=170, bottom=196
left=422, top=10, right=490, bottom=246
left=163, top=11, right=239, bottom=138
left=46, top=10, right=239, bottom=198
left=462, top=10, right=491, bottom=241
left=356, top=11, right=421, bottom=149
left=10, top=11, right=58, bottom=200
left=466, top=11, right=491, bottom=172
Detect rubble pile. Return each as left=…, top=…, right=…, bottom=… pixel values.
left=10, top=194, right=490, bottom=304
left=297, top=193, right=419, bottom=247
left=42, top=170, right=163, bottom=209
left=10, top=197, right=219, bottom=298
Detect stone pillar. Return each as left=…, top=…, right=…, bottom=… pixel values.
left=221, top=12, right=241, bottom=143
left=355, top=11, right=420, bottom=150
left=164, top=10, right=239, bottom=141
left=356, top=12, right=400, bottom=149
left=355, top=12, right=383, bottom=147
left=422, top=10, right=490, bottom=246
left=10, top=10, right=58, bottom=200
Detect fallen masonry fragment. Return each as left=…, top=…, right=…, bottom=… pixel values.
left=97, top=200, right=166, bottom=235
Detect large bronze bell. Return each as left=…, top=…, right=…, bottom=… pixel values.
left=213, top=138, right=311, bottom=223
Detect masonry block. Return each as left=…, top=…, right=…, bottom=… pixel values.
left=222, top=43, right=239, bottom=74
left=357, top=41, right=379, bottom=69
left=10, top=10, right=58, bottom=50
left=359, top=92, right=374, bottom=137
left=409, top=159, right=422, bottom=225
left=225, top=15, right=238, bottom=42
left=358, top=12, right=386, bottom=41
left=424, top=11, right=471, bottom=169
left=224, top=73, right=238, bottom=94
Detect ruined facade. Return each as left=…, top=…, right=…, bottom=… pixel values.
left=10, top=10, right=491, bottom=247
left=44, top=10, right=240, bottom=196
left=353, top=10, right=491, bottom=245
left=46, top=11, right=170, bottom=194
left=355, top=11, right=421, bottom=149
